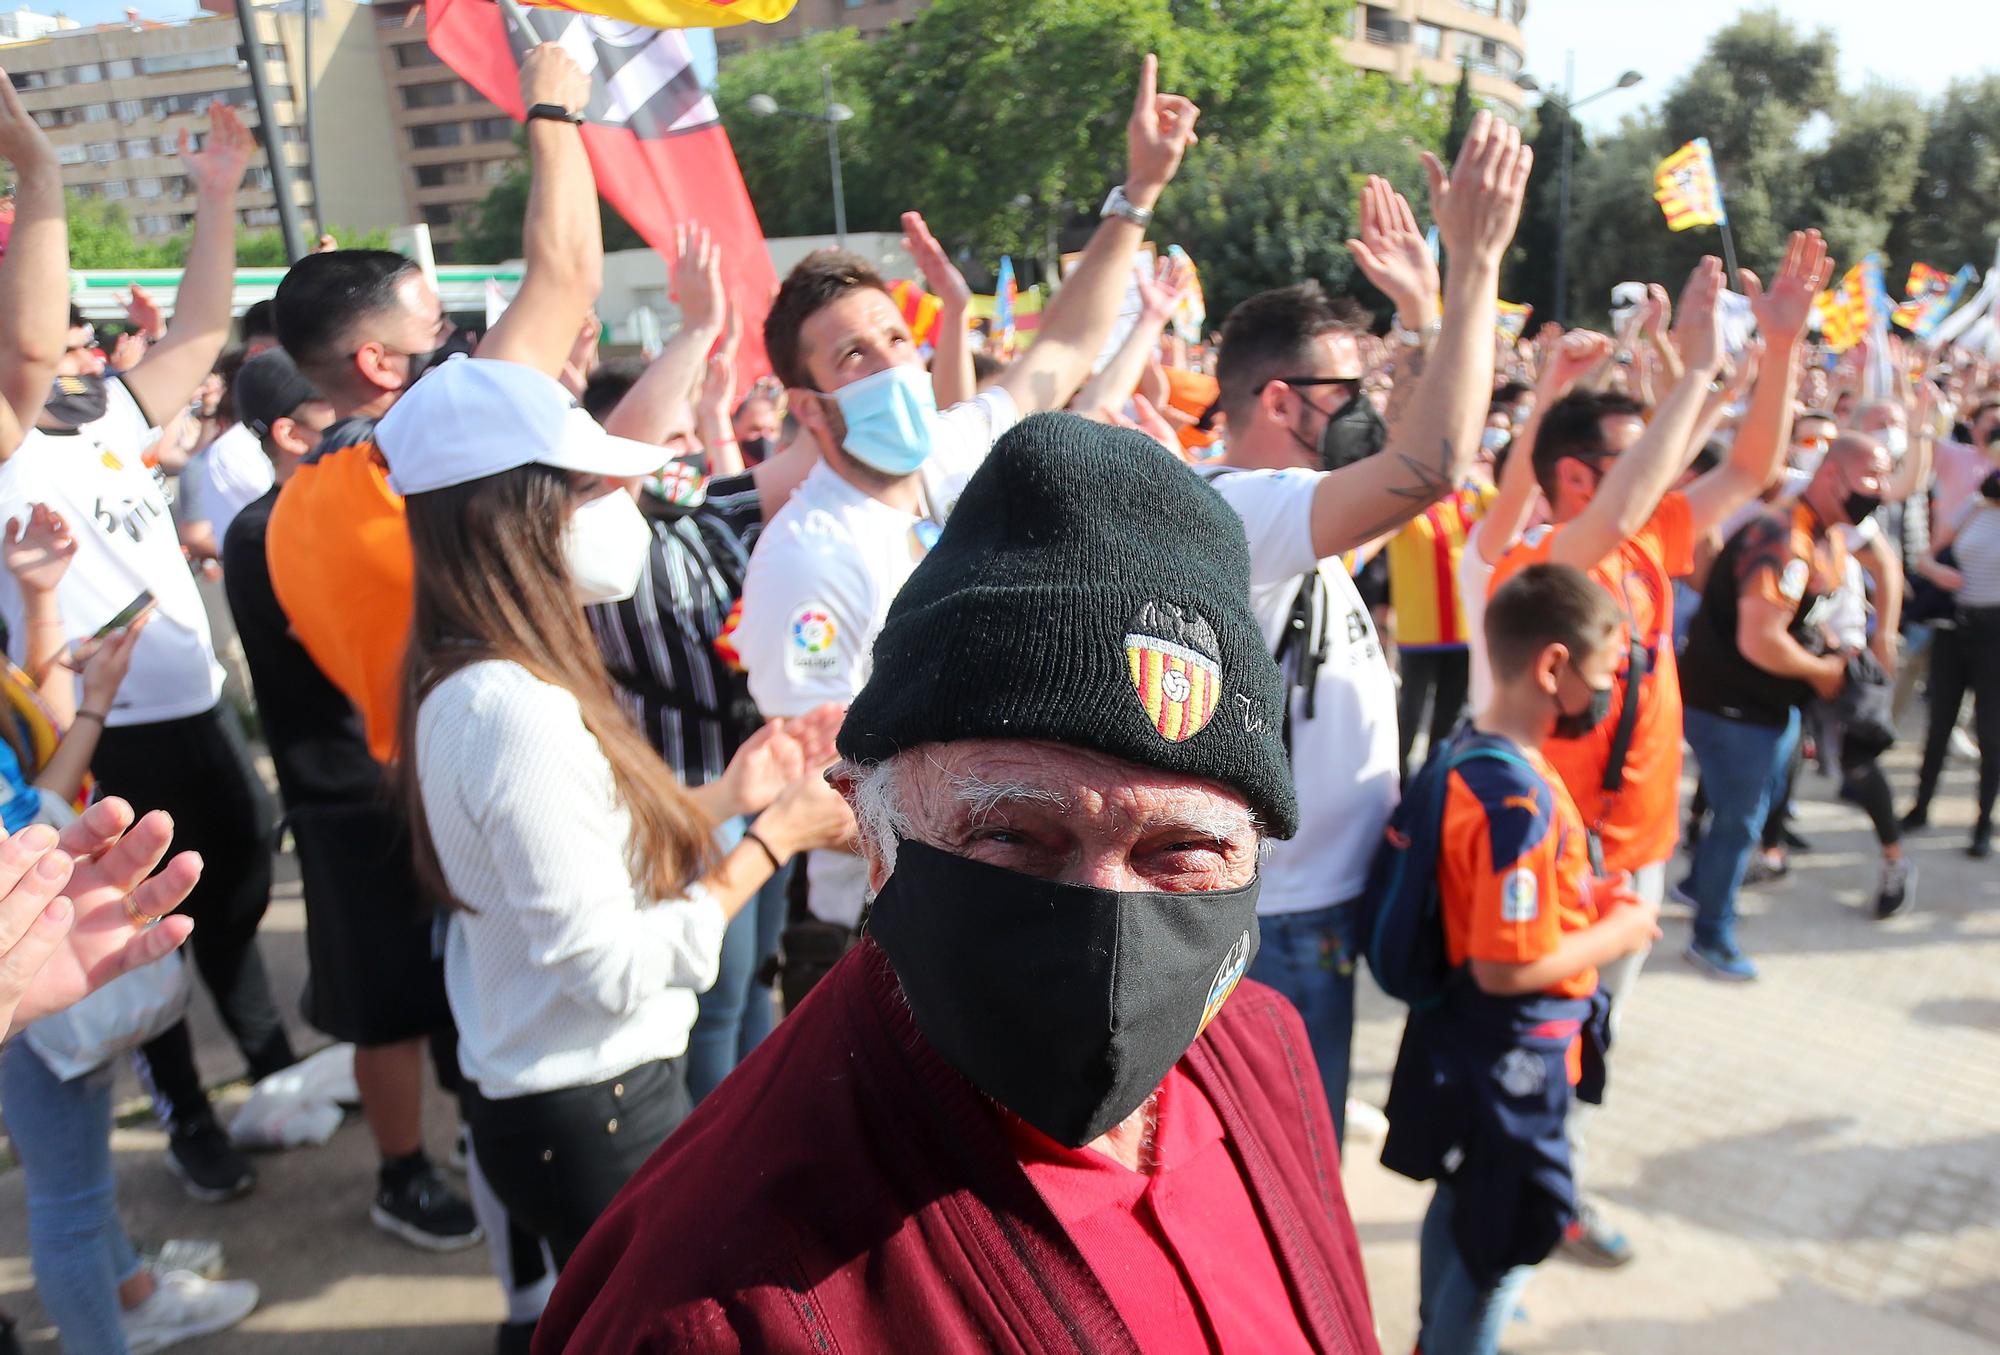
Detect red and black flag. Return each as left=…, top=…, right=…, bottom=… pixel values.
left=426, top=0, right=777, bottom=382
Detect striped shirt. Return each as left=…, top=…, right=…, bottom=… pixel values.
left=1951, top=497, right=2000, bottom=608
left=1386, top=481, right=1497, bottom=648
left=587, top=472, right=764, bottom=785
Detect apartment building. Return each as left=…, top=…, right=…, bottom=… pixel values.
left=1342, top=0, right=1531, bottom=118
left=367, top=0, right=517, bottom=256
left=710, top=0, right=927, bottom=58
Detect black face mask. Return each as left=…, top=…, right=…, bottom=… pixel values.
left=865, top=838, right=1261, bottom=1147
left=1554, top=677, right=1614, bottom=740
left=1981, top=469, right=2000, bottom=503
left=1312, top=389, right=1389, bottom=472
left=1842, top=492, right=1882, bottom=527
left=402, top=326, right=477, bottom=386
left=42, top=373, right=109, bottom=430
left=739, top=434, right=773, bottom=465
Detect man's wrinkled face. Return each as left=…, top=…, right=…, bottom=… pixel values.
left=857, top=739, right=1260, bottom=897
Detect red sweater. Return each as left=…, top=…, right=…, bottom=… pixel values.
left=535, top=940, right=1379, bottom=1354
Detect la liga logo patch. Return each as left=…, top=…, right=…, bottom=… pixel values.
left=1199, top=929, right=1253, bottom=1035
left=1125, top=601, right=1222, bottom=743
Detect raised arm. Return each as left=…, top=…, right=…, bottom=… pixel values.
left=604, top=226, right=725, bottom=447
left=994, top=55, right=1198, bottom=416
left=1349, top=173, right=1440, bottom=437
left=1074, top=252, right=1189, bottom=420
left=477, top=46, right=602, bottom=378
left=1881, top=378, right=1935, bottom=504
left=900, top=212, right=974, bottom=410
left=0, top=74, right=67, bottom=457
left=1308, top=111, right=1530, bottom=557
left=1475, top=329, right=1615, bottom=566
left=1683, top=231, right=1832, bottom=534
left=1547, top=258, right=1729, bottom=571
left=120, top=103, right=252, bottom=423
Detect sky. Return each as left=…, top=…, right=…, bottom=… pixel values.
left=23, top=0, right=2000, bottom=126
left=1520, top=0, right=2000, bottom=132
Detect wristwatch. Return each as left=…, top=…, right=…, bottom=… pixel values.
left=526, top=102, right=585, bottom=126
left=1099, top=185, right=1154, bottom=230
left=1393, top=317, right=1442, bottom=348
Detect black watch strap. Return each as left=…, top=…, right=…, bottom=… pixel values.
left=525, top=102, right=585, bottom=126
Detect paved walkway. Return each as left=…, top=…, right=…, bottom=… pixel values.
left=3, top=734, right=1996, bottom=1353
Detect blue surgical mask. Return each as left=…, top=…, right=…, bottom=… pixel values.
left=829, top=365, right=940, bottom=476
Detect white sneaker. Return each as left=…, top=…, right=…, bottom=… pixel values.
left=122, top=1270, right=259, bottom=1354
left=1950, top=727, right=1979, bottom=762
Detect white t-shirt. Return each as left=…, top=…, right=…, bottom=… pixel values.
left=1204, top=466, right=1399, bottom=914
left=0, top=380, right=222, bottom=725
left=186, top=423, right=274, bottom=545
left=739, top=386, right=1020, bottom=925
left=1460, top=518, right=1501, bottom=715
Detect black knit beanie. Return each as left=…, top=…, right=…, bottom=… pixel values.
left=837, top=412, right=1297, bottom=838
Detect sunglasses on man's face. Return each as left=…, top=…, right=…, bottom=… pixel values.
left=1254, top=375, right=1363, bottom=398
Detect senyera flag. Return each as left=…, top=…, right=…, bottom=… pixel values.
left=521, top=0, right=791, bottom=28
left=427, top=0, right=778, bottom=384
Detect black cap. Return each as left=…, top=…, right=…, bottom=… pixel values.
left=837, top=412, right=1297, bottom=837
left=232, top=348, right=321, bottom=439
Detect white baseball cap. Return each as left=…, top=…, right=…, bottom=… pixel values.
left=376, top=355, right=670, bottom=496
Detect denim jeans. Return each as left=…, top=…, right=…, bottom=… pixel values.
left=1417, top=1181, right=1536, bottom=1355
left=1, top=1038, right=143, bottom=1354
left=685, top=817, right=793, bottom=1103
left=1246, top=900, right=1358, bottom=1143
left=1684, top=705, right=1800, bottom=954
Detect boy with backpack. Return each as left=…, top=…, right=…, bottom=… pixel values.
left=1374, top=562, right=1662, bottom=1355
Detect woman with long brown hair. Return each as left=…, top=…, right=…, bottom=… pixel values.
left=379, top=358, right=852, bottom=1276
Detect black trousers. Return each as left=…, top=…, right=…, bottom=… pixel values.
left=1914, top=613, right=2000, bottom=828
left=462, top=1057, right=690, bottom=1270
left=1397, top=646, right=1471, bottom=783
left=92, top=703, right=294, bottom=1124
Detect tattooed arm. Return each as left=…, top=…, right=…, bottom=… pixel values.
left=1307, top=112, right=1530, bottom=558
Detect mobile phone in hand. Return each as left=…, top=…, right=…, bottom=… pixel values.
left=93, top=590, right=155, bottom=640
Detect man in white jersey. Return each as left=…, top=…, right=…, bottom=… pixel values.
left=1196, top=112, right=1530, bottom=1140
left=737, top=56, right=1201, bottom=996
left=0, top=103, right=277, bottom=1202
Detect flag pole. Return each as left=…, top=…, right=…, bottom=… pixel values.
left=1717, top=219, right=1740, bottom=291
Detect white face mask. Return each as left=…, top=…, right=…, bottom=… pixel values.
left=1880, top=426, right=1909, bottom=459
left=563, top=488, right=650, bottom=605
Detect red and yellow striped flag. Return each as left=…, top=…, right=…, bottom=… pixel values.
left=519, top=0, right=793, bottom=30
left=888, top=279, right=943, bottom=348
left=1653, top=138, right=1727, bottom=232
left=1814, top=255, right=1888, bottom=354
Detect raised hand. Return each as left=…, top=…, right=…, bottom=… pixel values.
left=1346, top=175, right=1440, bottom=327
left=1135, top=252, right=1193, bottom=324
left=4, top=800, right=200, bottom=1038
left=1641, top=283, right=1673, bottom=345
left=1744, top=229, right=1832, bottom=347
left=1421, top=109, right=1532, bottom=271
left=0, top=67, right=53, bottom=170
left=3, top=504, right=76, bottom=595
left=519, top=42, right=591, bottom=118
left=124, top=285, right=165, bottom=340
left=107, top=332, right=147, bottom=372
left=670, top=224, right=726, bottom=335
left=1674, top=255, right=1728, bottom=377
left=902, top=211, right=971, bottom=311
left=695, top=302, right=741, bottom=433
left=1537, top=329, right=1616, bottom=397
left=1125, top=53, right=1200, bottom=206
left=178, top=101, right=253, bottom=199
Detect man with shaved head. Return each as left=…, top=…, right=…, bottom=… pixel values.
left=1679, top=432, right=1892, bottom=977
left=536, top=413, right=1379, bottom=1354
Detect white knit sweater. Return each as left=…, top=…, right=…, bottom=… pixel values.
left=417, top=660, right=725, bottom=1099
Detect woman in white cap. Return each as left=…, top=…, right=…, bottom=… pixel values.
left=378, top=357, right=854, bottom=1279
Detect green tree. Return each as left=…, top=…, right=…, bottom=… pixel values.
left=715, top=28, right=897, bottom=241
left=1503, top=98, right=1584, bottom=325
left=1444, top=59, right=1477, bottom=163
left=856, top=0, right=1355, bottom=266
left=1802, top=85, right=1928, bottom=268
left=1886, top=75, right=2000, bottom=273
left=458, top=131, right=646, bottom=262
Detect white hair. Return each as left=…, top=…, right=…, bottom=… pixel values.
left=843, top=749, right=1267, bottom=883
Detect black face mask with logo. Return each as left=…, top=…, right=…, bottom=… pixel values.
left=865, top=838, right=1261, bottom=1147
left=41, top=373, right=109, bottom=430
left=403, top=326, right=478, bottom=386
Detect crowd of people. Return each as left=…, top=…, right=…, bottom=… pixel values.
left=0, top=34, right=1993, bottom=1355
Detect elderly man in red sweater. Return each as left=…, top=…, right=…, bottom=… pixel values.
left=533, top=412, right=1379, bottom=1353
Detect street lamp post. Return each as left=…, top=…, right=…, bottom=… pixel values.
left=1521, top=59, right=1642, bottom=326
left=747, top=65, right=855, bottom=248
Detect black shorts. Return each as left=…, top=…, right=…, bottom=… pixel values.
left=288, top=799, right=451, bottom=1047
